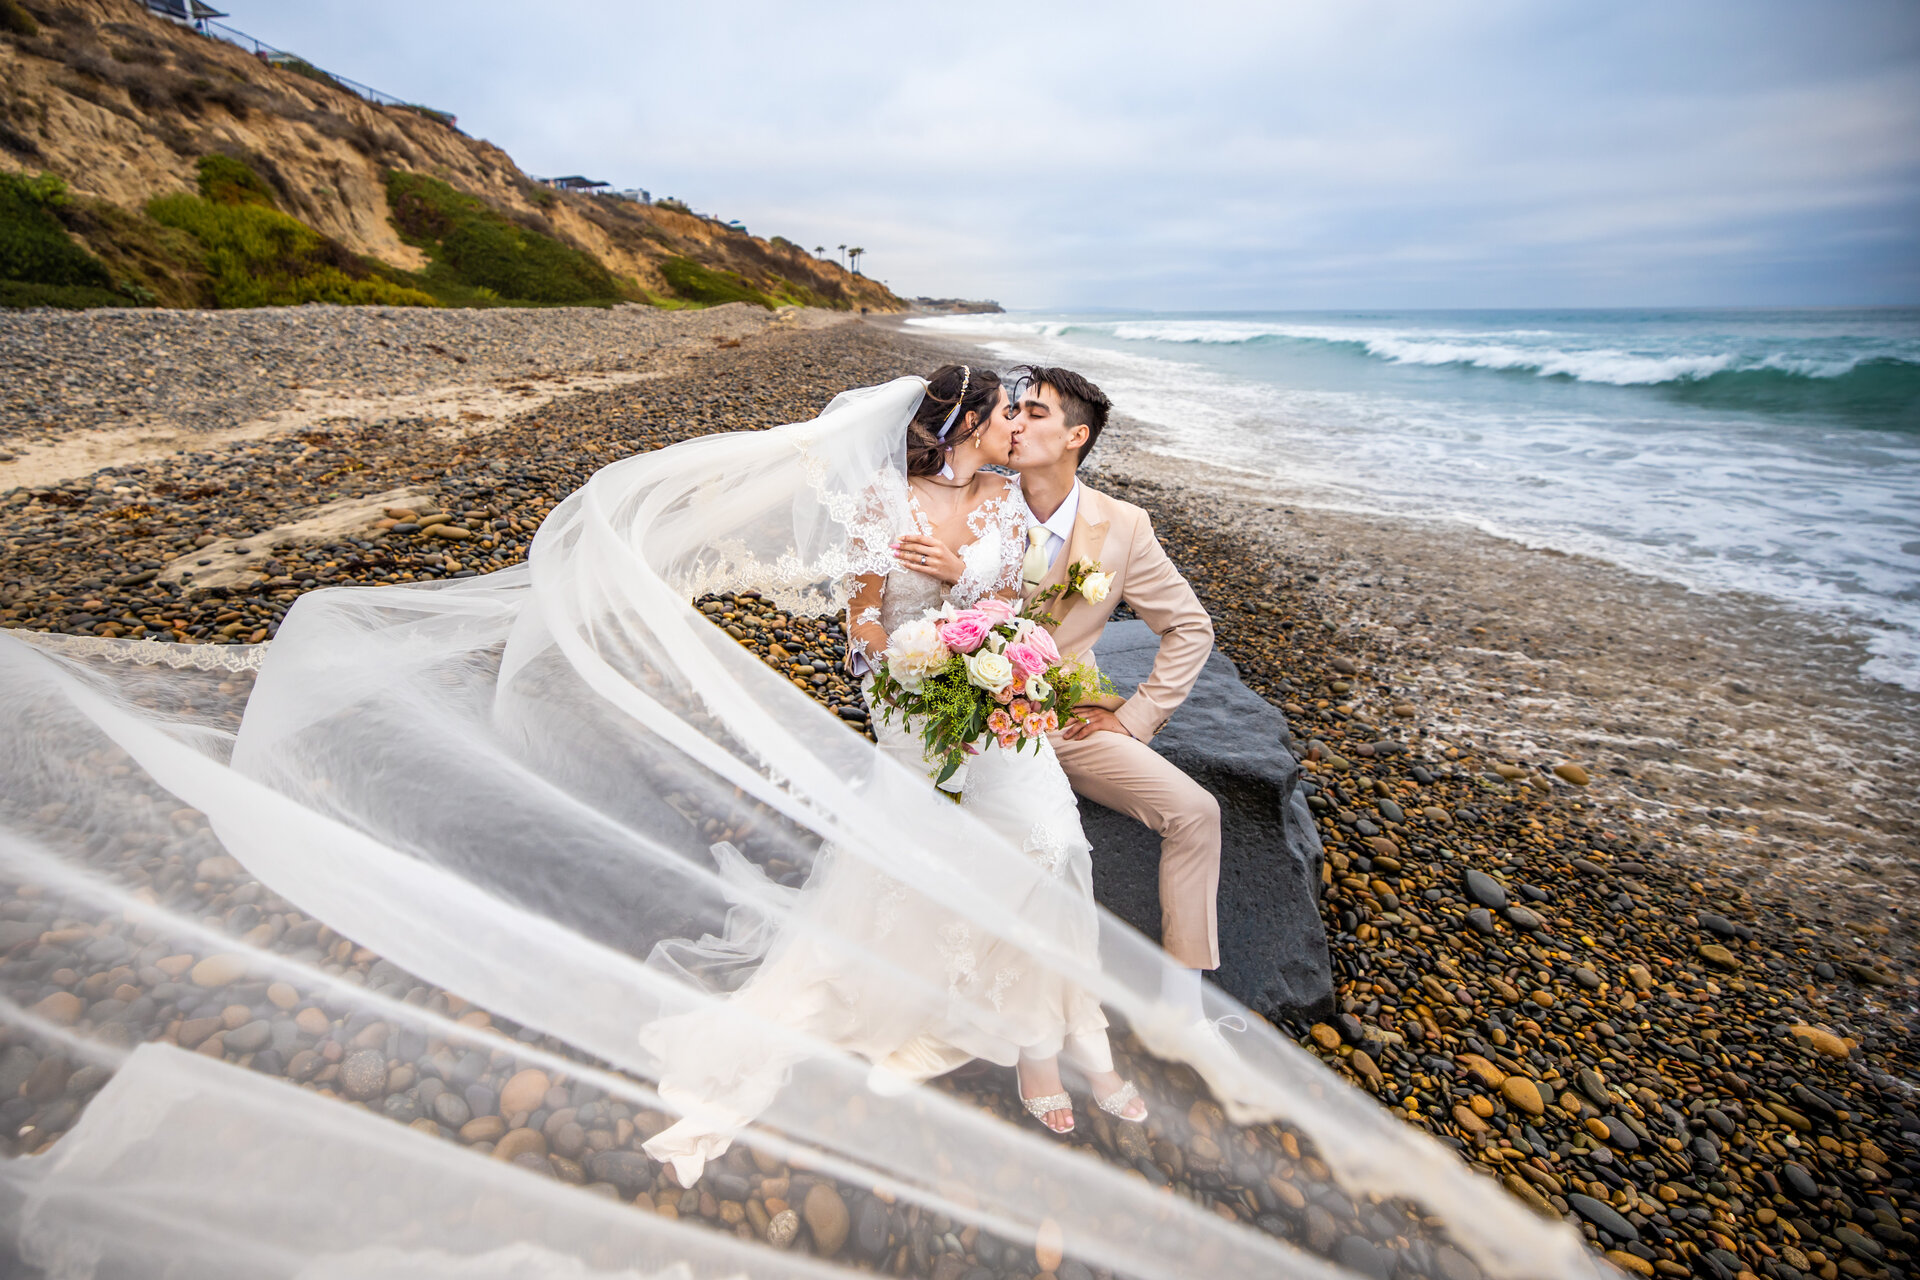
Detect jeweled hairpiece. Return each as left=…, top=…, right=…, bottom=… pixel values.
left=935, top=366, right=972, bottom=441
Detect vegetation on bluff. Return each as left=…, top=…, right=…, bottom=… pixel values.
left=0, top=171, right=140, bottom=309
left=385, top=170, right=623, bottom=307
left=145, top=156, right=434, bottom=309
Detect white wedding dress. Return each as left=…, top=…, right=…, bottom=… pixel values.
left=641, top=478, right=1115, bottom=1185
left=0, top=376, right=1593, bottom=1279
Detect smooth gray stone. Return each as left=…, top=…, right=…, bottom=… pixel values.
left=1075, top=620, right=1333, bottom=1021
left=1463, top=868, right=1508, bottom=909
left=1567, top=1193, right=1639, bottom=1242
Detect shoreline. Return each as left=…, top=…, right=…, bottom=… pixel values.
left=1, top=310, right=1915, bottom=1278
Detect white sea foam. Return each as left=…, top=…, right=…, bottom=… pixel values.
left=913, top=314, right=1910, bottom=387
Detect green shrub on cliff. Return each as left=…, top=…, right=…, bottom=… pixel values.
left=147, top=155, right=434, bottom=308
left=0, top=0, right=39, bottom=37
left=195, top=153, right=279, bottom=208
left=658, top=256, right=773, bottom=309
left=0, top=171, right=132, bottom=309
left=385, top=170, right=621, bottom=306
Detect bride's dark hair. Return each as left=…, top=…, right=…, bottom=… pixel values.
left=906, top=364, right=1002, bottom=478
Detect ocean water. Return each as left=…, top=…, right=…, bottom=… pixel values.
left=904, top=308, right=1920, bottom=691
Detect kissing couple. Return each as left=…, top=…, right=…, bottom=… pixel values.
left=642, top=363, right=1230, bottom=1182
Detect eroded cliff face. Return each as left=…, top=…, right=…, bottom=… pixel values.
left=0, top=0, right=903, bottom=310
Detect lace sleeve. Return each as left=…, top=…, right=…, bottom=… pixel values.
left=844, top=482, right=902, bottom=671
left=947, top=481, right=1031, bottom=609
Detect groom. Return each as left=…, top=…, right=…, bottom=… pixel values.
left=1006, top=366, right=1223, bottom=1028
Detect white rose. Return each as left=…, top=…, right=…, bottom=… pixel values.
left=884, top=618, right=949, bottom=692
left=1025, top=674, right=1052, bottom=701
left=964, top=649, right=1015, bottom=694
left=1079, top=571, right=1113, bottom=604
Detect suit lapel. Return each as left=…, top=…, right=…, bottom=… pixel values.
left=1048, top=489, right=1110, bottom=624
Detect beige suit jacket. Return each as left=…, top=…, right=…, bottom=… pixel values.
left=1022, top=483, right=1213, bottom=743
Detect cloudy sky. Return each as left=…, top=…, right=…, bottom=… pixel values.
left=259, top=1, right=1919, bottom=310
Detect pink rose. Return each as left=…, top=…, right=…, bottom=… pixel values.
left=974, top=598, right=1016, bottom=624
left=1023, top=627, right=1062, bottom=668
left=1003, top=641, right=1050, bottom=680
left=936, top=610, right=992, bottom=654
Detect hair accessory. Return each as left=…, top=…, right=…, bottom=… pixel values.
left=935, top=366, right=972, bottom=441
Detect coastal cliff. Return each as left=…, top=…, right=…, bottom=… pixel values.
left=0, top=0, right=904, bottom=312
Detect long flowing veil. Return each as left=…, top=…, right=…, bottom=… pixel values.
left=0, top=377, right=1600, bottom=1277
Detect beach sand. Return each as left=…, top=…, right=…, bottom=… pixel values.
left=2, top=309, right=1915, bottom=1277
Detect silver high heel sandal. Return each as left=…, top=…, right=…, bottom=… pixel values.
left=1019, top=1087, right=1074, bottom=1134
left=1093, top=1079, right=1148, bottom=1124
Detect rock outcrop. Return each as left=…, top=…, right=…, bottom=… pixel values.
left=1077, top=620, right=1334, bottom=1021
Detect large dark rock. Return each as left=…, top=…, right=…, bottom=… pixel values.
left=1078, top=620, right=1333, bottom=1022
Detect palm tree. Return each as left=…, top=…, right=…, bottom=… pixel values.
left=848, top=247, right=865, bottom=275
left=836, top=243, right=847, bottom=270
left=814, top=245, right=825, bottom=257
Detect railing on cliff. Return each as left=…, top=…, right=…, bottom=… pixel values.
left=156, top=8, right=457, bottom=127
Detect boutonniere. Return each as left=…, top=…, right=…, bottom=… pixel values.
left=1067, top=558, right=1112, bottom=604
left=1021, top=558, right=1112, bottom=627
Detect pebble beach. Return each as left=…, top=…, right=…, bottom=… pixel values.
left=1, top=306, right=1915, bottom=1280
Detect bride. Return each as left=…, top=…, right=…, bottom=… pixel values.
left=641, top=364, right=1145, bottom=1183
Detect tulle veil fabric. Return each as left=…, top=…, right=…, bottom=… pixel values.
left=0, top=376, right=1602, bottom=1277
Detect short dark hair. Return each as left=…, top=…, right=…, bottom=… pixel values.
left=907, top=364, right=1004, bottom=478
left=1016, top=365, right=1111, bottom=464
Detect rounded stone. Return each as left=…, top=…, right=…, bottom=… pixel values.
left=1035, top=1217, right=1065, bottom=1273
left=1463, top=869, right=1508, bottom=909
left=499, top=1068, right=550, bottom=1116
left=432, top=1090, right=471, bottom=1127
left=460, top=1115, right=507, bottom=1144
left=586, top=1150, right=653, bottom=1195
left=1567, top=1193, right=1638, bottom=1242
left=491, top=1126, right=548, bottom=1162
left=1788, top=1024, right=1849, bottom=1058
left=1552, top=763, right=1591, bottom=786
left=29, top=992, right=83, bottom=1026
left=803, top=1183, right=849, bottom=1258
left=224, top=1019, right=272, bottom=1054
left=1781, top=1162, right=1819, bottom=1199
left=766, top=1208, right=800, bottom=1249
left=339, top=1049, right=387, bottom=1101
left=1500, top=1077, right=1544, bottom=1116
left=190, top=954, right=250, bottom=988
left=1697, top=943, right=1740, bottom=969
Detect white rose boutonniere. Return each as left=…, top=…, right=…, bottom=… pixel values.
left=1078, top=568, right=1113, bottom=604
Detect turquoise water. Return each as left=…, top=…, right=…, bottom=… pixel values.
left=906, top=309, right=1920, bottom=689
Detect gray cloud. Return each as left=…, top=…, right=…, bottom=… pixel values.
left=257, top=0, right=1920, bottom=307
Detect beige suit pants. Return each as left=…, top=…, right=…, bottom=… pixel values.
left=1051, top=728, right=1221, bottom=970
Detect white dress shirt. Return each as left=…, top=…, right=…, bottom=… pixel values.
left=1030, top=481, right=1081, bottom=572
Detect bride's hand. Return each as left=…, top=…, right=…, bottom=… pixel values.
left=892, top=534, right=966, bottom=585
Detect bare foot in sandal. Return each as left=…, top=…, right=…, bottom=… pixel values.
left=1016, top=1056, right=1074, bottom=1134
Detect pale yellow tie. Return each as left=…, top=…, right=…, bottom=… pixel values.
left=1022, top=526, right=1050, bottom=588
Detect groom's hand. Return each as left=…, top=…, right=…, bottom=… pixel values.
left=1061, top=705, right=1133, bottom=741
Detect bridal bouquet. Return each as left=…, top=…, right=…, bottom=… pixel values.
left=868, top=599, right=1112, bottom=786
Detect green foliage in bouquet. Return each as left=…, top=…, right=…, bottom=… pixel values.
left=867, top=611, right=1117, bottom=789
